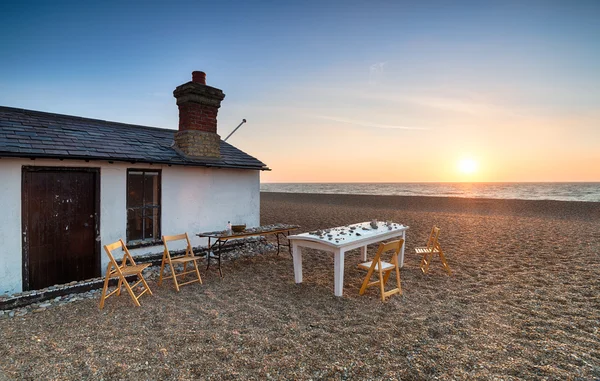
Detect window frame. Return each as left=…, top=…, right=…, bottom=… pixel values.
left=126, top=168, right=162, bottom=247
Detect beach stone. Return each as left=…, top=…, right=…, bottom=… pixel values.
left=0, top=237, right=278, bottom=312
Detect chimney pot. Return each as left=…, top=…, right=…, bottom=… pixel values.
left=192, top=71, right=206, bottom=85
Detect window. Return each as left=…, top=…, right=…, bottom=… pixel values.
left=126, top=169, right=161, bottom=244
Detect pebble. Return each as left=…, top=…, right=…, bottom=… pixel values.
left=0, top=238, right=277, bottom=318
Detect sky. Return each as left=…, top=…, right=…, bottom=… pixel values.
left=1, top=0, right=599, bottom=182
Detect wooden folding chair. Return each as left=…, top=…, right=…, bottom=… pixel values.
left=415, top=226, right=452, bottom=275
left=158, top=233, right=203, bottom=291
left=357, top=239, right=404, bottom=302
left=99, top=239, right=153, bottom=309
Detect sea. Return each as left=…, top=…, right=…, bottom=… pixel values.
left=260, top=183, right=600, bottom=203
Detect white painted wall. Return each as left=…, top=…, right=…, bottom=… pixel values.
left=0, top=157, right=261, bottom=294
left=0, top=161, right=23, bottom=295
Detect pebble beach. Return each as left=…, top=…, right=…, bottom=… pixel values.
left=0, top=192, right=599, bottom=379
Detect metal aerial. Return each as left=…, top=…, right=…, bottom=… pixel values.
left=224, top=119, right=247, bottom=142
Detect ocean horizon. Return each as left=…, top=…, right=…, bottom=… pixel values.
left=260, top=182, right=600, bottom=203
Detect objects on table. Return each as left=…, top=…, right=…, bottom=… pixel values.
left=197, top=223, right=300, bottom=277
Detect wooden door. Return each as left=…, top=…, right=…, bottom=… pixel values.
left=22, top=167, right=100, bottom=291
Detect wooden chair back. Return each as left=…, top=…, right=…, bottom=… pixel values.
left=104, top=239, right=137, bottom=272
left=373, top=239, right=403, bottom=267
left=162, top=233, right=194, bottom=260
left=426, top=226, right=441, bottom=252
left=417, top=226, right=451, bottom=275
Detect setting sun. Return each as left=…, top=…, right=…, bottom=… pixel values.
left=458, top=158, right=478, bottom=175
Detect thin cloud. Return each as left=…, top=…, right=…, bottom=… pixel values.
left=315, top=115, right=429, bottom=130
left=401, top=95, right=500, bottom=115
left=369, top=62, right=387, bottom=85
left=360, top=92, right=508, bottom=116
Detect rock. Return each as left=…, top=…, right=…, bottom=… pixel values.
left=40, top=302, right=52, bottom=308
left=9, top=311, right=15, bottom=317
left=33, top=308, right=46, bottom=313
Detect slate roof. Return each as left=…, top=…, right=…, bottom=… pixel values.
left=0, top=106, right=269, bottom=170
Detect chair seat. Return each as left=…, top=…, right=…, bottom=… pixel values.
left=415, top=246, right=440, bottom=254
left=358, top=260, right=395, bottom=272
left=170, top=255, right=202, bottom=263
left=108, top=263, right=151, bottom=277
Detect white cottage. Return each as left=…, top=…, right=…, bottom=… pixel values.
left=0, top=71, right=269, bottom=294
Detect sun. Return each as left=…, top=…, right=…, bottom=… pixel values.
left=458, top=158, right=478, bottom=175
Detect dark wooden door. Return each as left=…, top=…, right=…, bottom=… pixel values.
left=22, top=167, right=100, bottom=290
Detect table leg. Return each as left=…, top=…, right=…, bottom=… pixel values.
left=206, top=238, right=211, bottom=271
left=218, top=240, right=223, bottom=278
left=276, top=233, right=281, bottom=255
left=360, top=246, right=368, bottom=261
left=399, top=230, right=406, bottom=268
left=334, top=249, right=345, bottom=297
left=292, top=242, right=303, bottom=283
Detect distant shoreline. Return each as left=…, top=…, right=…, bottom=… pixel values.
left=260, top=182, right=600, bottom=203
left=261, top=192, right=600, bottom=221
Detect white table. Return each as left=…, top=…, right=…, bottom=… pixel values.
left=288, top=221, right=409, bottom=297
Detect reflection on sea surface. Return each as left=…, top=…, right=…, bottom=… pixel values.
left=260, top=183, right=600, bottom=202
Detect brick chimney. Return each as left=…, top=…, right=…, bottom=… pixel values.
left=173, top=71, right=225, bottom=158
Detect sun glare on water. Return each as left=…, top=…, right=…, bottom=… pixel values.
left=458, top=158, right=478, bottom=175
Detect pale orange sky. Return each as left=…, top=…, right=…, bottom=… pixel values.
left=222, top=84, right=600, bottom=183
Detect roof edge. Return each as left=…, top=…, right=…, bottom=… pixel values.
left=0, top=152, right=271, bottom=171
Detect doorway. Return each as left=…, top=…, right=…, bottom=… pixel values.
left=22, top=166, right=100, bottom=290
